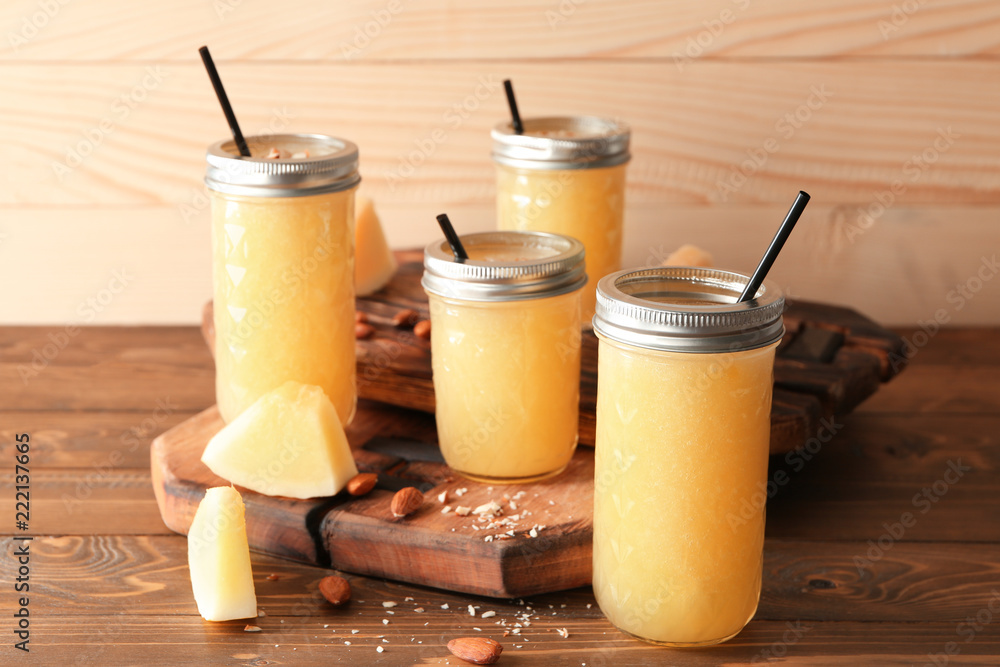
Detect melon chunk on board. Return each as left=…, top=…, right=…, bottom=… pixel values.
left=354, top=196, right=397, bottom=296
left=187, top=486, right=258, bottom=622
left=201, top=382, right=359, bottom=499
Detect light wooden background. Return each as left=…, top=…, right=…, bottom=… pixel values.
left=2, top=0, right=998, bottom=325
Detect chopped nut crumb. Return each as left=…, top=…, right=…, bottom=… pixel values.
left=455, top=488, right=468, bottom=497
left=441, top=505, right=453, bottom=514
left=244, top=625, right=261, bottom=632
left=473, top=501, right=503, bottom=517
left=376, top=646, right=384, bottom=653
left=455, top=506, right=471, bottom=516
left=481, top=611, right=496, bottom=619
left=351, top=630, right=359, bottom=634
left=438, top=491, right=448, bottom=503
left=441, top=603, right=449, bottom=610
left=414, top=607, right=425, bottom=613
left=383, top=601, right=397, bottom=608
left=382, top=619, right=389, bottom=625
left=557, top=628, right=570, bottom=638
left=468, top=605, right=476, bottom=616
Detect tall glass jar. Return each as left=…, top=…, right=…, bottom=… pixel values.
left=492, top=116, right=630, bottom=324
left=591, top=267, right=784, bottom=646
left=422, top=231, right=586, bottom=483
left=205, top=134, right=360, bottom=425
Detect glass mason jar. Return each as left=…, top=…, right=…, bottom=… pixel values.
left=421, top=231, right=586, bottom=483
left=492, top=116, right=630, bottom=325
left=591, top=267, right=785, bottom=647
left=205, top=133, right=360, bottom=425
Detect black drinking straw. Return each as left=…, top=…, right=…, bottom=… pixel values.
left=737, top=191, right=811, bottom=303
left=436, top=214, right=469, bottom=263
left=503, top=79, right=524, bottom=135
left=198, top=46, right=251, bottom=158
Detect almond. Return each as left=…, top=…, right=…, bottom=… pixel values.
left=355, top=310, right=368, bottom=323
left=390, top=487, right=423, bottom=518
left=346, top=472, right=377, bottom=496
left=392, top=308, right=420, bottom=327
left=447, top=637, right=502, bottom=665
left=318, top=575, right=351, bottom=606
left=355, top=322, right=375, bottom=339
left=414, top=319, right=431, bottom=340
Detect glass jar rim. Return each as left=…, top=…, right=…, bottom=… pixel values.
left=422, top=231, right=587, bottom=302
left=205, top=133, right=360, bottom=197
left=594, top=267, right=784, bottom=353
left=491, top=116, right=630, bottom=170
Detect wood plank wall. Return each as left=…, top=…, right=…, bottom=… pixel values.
left=2, top=0, right=998, bottom=325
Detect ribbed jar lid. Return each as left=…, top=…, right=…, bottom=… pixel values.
left=422, top=231, right=586, bottom=302
left=491, top=116, right=630, bottom=170
left=205, top=133, right=360, bottom=197
left=594, top=267, right=784, bottom=353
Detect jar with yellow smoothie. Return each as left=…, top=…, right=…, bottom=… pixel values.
left=205, top=134, right=360, bottom=425
left=492, top=116, right=630, bottom=324
left=591, top=267, right=784, bottom=647
left=422, top=231, right=586, bottom=483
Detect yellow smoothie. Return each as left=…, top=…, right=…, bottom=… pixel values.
left=206, top=134, right=360, bottom=425
left=591, top=266, right=784, bottom=646
left=593, top=339, right=776, bottom=645
left=211, top=191, right=356, bottom=424
left=496, top=164, right=626, bottom=321
left=422, top=231, right=586, bottom=483
left=492, top=116, right=630, bottom=325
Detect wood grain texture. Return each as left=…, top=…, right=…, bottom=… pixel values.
left=4, top=62, right=997, bottom=208
left=151, top=401, right=597, bottom=596
left=3, top=0, right=1000, bottom=60
left=4, top=203, right=998, bottom=326
left=16, top=617, right=1000, bottom=666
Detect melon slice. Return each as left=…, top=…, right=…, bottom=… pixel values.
left=354, top=196, right=397, bottom=296
left=662, top=243, right=713, bottom=268
left=201, top=382, right=359, bottom=499
left=187, top=486, right=258, bottom=621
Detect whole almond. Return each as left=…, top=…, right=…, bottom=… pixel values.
left=346, top=472, right=377, bottom=496
left=318, top=575, right=351, bottom=606
left=414, top=320, right=431, bottom=340
left=447, top=637, right=503, bottom=665
left=392, top=308, right=420, bottom=327
left=355, top=310, right=368, bottom=323
left=390, top=487, right=423, bottom=518
left=355, top=322, right=375, bottom=339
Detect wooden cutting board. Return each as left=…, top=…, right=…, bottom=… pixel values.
left=152, top=400, right=593, bottom=598
left=202, top=250, right=907, bottom=456
left=157, top=250, right=906, bottom=597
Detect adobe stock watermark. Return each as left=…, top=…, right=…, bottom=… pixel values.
left=18, top=268, right=135, bottom=385
left=382, top=75, right=502, bottom=192
left=545, top=0, right=587, bottom=29
left=841, top=126, right=960, bottom=243
left=214, top=0, right=244, bottom=21
left=716, top=84, right=833, bottom=201
left=50, top=66, right=170, bottom=181
left=921, top=589, right=1000, bottom=667
left=62, top=397, right=178, bottom=515
left=727, top=418, right=844, bottom=530
left=673, top=0, right=751, bottom=72
left=339, top=0, right=404, bottom=59
left=878, top=0, right=926, bottom=40
left=885, top=254, right=998, bottom=375
left=178, top=106, right=297, bottom=225
left=8, top=0, right=71, bottom=52
left=853, top=458, right=971, bottom=573
left=751, top=621, right=812, bottom=663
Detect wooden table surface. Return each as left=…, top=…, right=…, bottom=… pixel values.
left=2, top=326, right=999, bottom=665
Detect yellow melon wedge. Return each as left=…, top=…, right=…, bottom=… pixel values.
left=354, top=196, right=397, bottom=296
left=201, top=382, right=359, bottom=499
left=188, top=486, right=258, bottom=622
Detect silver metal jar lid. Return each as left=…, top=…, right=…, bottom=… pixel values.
left=422, top=231, right=586, bottom=302
left=205, top=133, right=360, bottom=197
left=491, top=116, right=631, bottom=170
left=593, top=267, right=784, bottom=353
